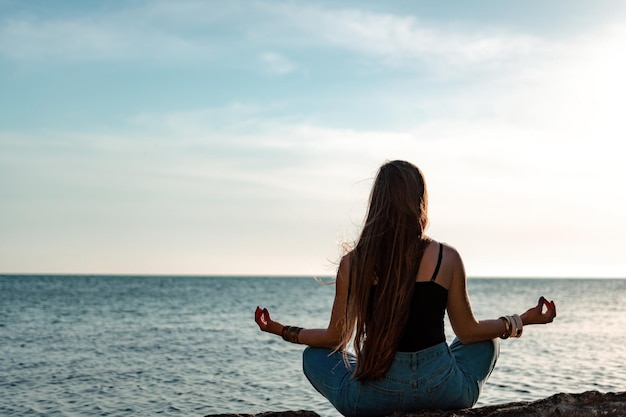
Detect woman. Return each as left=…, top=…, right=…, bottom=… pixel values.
left=255, top=160, right=556, bottom=417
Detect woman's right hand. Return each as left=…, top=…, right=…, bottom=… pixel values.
left=521, top=296, right=557, bottom=325
left=255, top=306, right=282, bottom=335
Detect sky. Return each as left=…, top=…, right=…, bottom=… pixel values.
left=1, top=1, right=626, bottom=277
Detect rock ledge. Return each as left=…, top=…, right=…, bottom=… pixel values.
left=205, top=390, right=626, bottom=417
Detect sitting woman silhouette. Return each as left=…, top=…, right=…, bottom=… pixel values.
left=255, top=160, right=556, bottom=417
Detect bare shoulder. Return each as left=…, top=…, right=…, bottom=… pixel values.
left=438, top=242, right=468, bottom=289
left=339, top=251, right=352, bottom=268
left=337, top=252, right=352, bottom=282
left=440, top=242, right=463, bottom=265
left=433, top=241, right=466, bottom=288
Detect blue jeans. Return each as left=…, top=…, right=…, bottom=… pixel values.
left=302, top=338, right=499, bottom=417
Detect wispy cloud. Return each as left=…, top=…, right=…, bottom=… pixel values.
left=263, top=4, right=546, bottom=72
left=0, top=1, right=546, bottom=73
left=0, top=3, right=223, bottom=63
left=259, top=52, right=297, bottom=75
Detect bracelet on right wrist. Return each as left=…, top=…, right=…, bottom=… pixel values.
left=281, top=325, right=303, bottom=343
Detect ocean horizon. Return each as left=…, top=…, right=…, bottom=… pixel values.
left=2, top=275, right=625, bottom=416
left=3, top=273, right=626, bottom=279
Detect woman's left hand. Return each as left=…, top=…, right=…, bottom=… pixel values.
left=521, top=296, right=557, bottom=325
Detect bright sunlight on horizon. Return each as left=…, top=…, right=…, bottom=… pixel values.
left=1, top=1, right=625, bottom=278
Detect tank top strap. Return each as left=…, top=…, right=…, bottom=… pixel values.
left=430, top=243, right=444, bottom=282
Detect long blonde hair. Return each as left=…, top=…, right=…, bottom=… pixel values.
left=339, top=160, right=430, bottom=381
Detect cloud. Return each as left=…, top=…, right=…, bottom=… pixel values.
left=1, top=0, right=622, bottom=90
left=0, top=3, right=219, bottom=63
left=259, top=52, right=296, bottom=75
left=0, top=1, right=545, bottom=74
left=260, top=3, right=548, bottom=74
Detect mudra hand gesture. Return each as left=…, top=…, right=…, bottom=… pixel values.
left=521, top=296, right=557, bottom=325
left=255, top=306, right=281, bottom=335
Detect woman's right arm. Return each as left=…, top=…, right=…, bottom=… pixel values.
left=446, top=247, right=556, bottom=344
left=255, top=253, right=351, bottom=349
left=296, top=253, right=350, bottom=348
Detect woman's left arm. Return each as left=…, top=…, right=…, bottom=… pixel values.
left=255, top=254, right=350, bottom=348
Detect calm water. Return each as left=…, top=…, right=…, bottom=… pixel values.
left=1, top=276, right=625, bottom=417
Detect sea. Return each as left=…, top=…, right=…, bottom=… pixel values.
left=1, top=275, right=625, bottom=417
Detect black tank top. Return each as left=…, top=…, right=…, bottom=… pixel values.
left=397, top=243, right=448, bottom=352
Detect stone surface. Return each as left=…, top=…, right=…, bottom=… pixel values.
left=393, top=390, right=626, bottom=417
left=204, top=391, right=626, bottom=417
left=206, top=411, right=319, bottom=417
